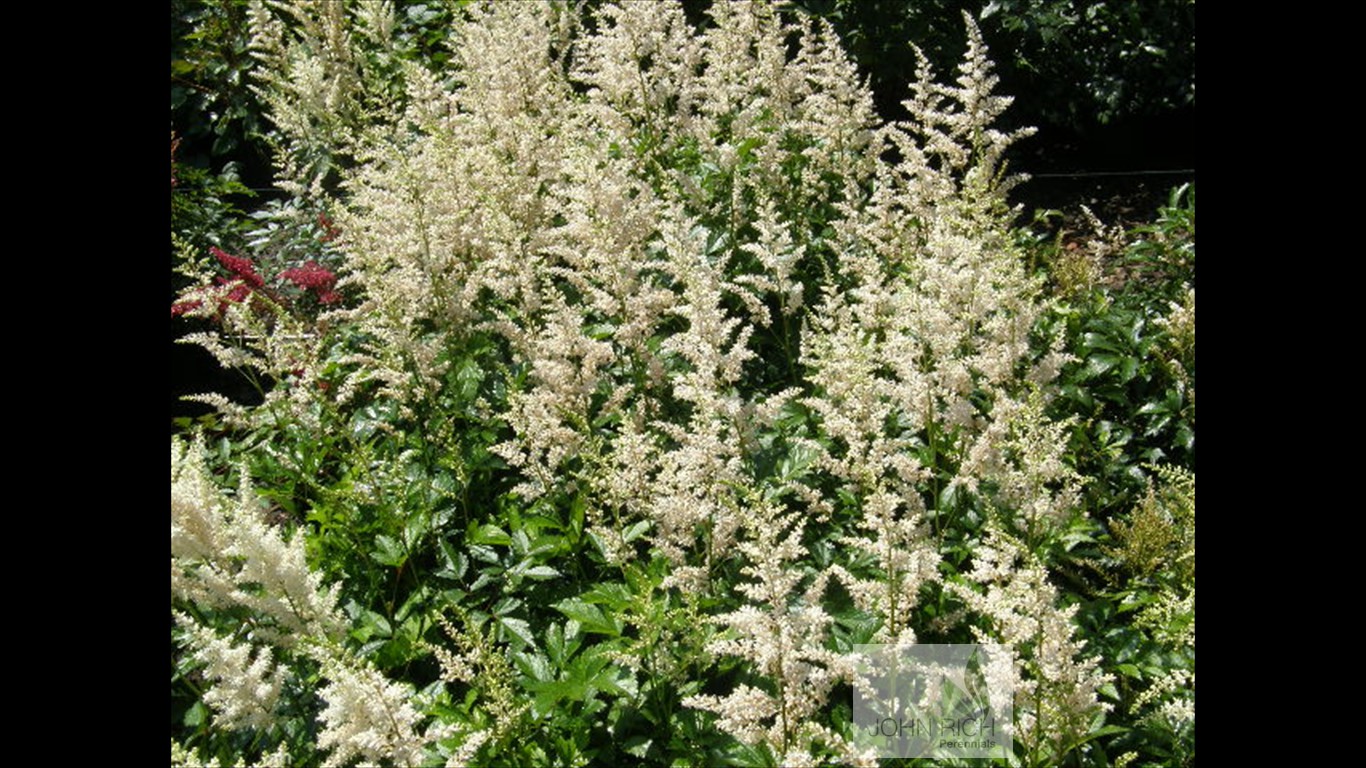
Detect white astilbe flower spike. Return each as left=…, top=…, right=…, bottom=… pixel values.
left=447, top=729, right=490, bottom=768
left=245, top=0, right=367, bottom=198
left=958, top=389, right=1083, bottom=534
left=685, top=498, right=854, bottom=759
left=828, top=488, right=941, bottom=644
left=492, top=294, right=616, bottom=499
left=171, top=437, right=345, bottom=646
left=174, top=436, right=456, bottom=766
left=315, top=654, right=428, bottom=768
left=172, top=268, right=328, bottom=433
left=788, top=16, right=879, bottom=180
left=178, top=617, right=287, bottom=732
left=948, top=525, right=1111, bottom=759
left=572, top=0, right=702, bottom=142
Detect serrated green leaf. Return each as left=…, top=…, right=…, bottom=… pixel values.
left=431, top=471, right=459, bottom=496
left=524, top=533, right=563, bottom=558
left=499, top=616, right=535, bottom=647
left=469, top=571, right=496, bottom=592
left=363, top=609, right=393, bottom=637
left=522, top=564, right=561, bottom=580
left=544, top=622, right=567, bottom=666
left=436, top=539, right=468, bottom=581
left=554, top=597, right=623, bottom=637
left=470, top=523, right=511, bottom=546
left=512, top=649, right=553, bottom=682
left=371, top=534, right=406, bottom=567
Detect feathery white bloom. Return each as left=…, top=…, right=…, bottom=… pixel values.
left=686, top=498, right=853, bottom=758
left=179, top=619, right=287, bottom=732
left=315, top=655, right=427, bottom=768
left=171, top=437, right=344, bottom=645
left=829, top=488, right=941, bottom=642
left=948, top=525, right=1111, bottom=756
left=447, top=729, right=490, bottom=767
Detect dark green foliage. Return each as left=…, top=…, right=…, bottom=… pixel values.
left=1045, top=185, right=1195, bottom=519
left=172, top=0, right=272, bottom=180
left=795, top=0, right=1195, bottom=131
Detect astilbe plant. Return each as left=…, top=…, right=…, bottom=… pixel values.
left=171, top=2, right=1183, bottom=765
left=946, top=524, right=1112, bottom=766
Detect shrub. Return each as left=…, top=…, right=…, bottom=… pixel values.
left=171, top=2, right=1192, bottom=765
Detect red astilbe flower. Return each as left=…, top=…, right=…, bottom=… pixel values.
left=173, top=247, right=343, bottom=319
left=170, top=277, right=256, bottom=319
left=280, top=260, right=342, bottom=305
left=221, top=278, right=255, bottom=303
left=171, top=297, right=202, bottom=317
left=172, top=248, right=268, bottom=318
left=211, top=247, right=265, bottom=289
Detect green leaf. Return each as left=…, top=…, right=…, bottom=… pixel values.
left=1085, top=354, right=1120, bottom=376
left=514, top=563, right=562, bottom=581
left=527, top=679, right=576, bottom=718
left=468, top=544, right=501, bottom=565
left=1119, top=356, right=1140, bottom=382
left=455, top=358, right=484, bottom=402
left=544, top=621, right=584, bottom=667
left=512, top=649, right=554, bottom=683
left=352, top=609, right=392, bottom=641
left=1115, top=662, right=1143, bottom=679
left=579, top=582, right=634, bottom=611
left=569, top=494, right=586, bottom=543
left=511, top=528, right=531, bottom=555
left=623, top=736, right=653, bottom=758
left=350, top=402, right=396, bottom=440
left=725, top=741, right=774, bottom=767
left=776, top=440, right=820, bottom=483
left=622, top=520, right=651, bottom=543
left=183, top=700, right=208, bottom=728
left=436, top=539, right=468, bottom=580
left=1137, top=400, right=1171, bottom=416
left=1068, top=723, right=1129, bottom=749
left=470, top=523, right=512, bottom=546
left=554, top=597, right=624, bottom=637
left=371, top=534, right=406, bottom=567
left=499, top=616, right=536, bottom=647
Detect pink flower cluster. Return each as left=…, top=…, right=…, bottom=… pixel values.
left=280, top=261, right=342, bottom=305
left=211, top=246, right=264, bottom=289
left=172, top=248, right=341, bottom=317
